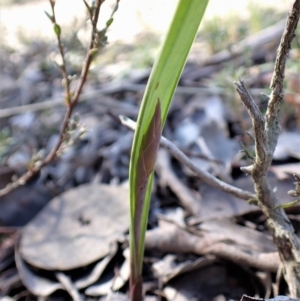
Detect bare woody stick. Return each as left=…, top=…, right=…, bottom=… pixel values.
left=120, top=115, right=256, bottom=202
left=235, top=0, right=300, bottom=297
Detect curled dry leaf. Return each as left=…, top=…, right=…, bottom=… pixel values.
left=15, top=245, right=63, bottom=297
left=85, top=248, right=130, bottom=296
left=163, top=265, right=227, bottom=301
left=55, top=272, right=82, bottom=301
left=74, top=243, right=118, bottom=289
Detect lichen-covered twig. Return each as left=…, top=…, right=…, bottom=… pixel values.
left=235, top=0, right=300, bottom=296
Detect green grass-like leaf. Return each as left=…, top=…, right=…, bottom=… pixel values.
left=128, top=0, right=209, bottom=299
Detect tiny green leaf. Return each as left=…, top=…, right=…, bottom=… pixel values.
left=106, top=18, right=114, bottom=27
left=274, top=199, right=300, bottom=209
left=44, top=11, right=54, bottom=23
left=97, top=29, right=106, bottom=38
left=88, top=48, right=98, bottom=57
left=82, top=0, right=90, bottom=12
left=54, top=24, right=61, bottom=36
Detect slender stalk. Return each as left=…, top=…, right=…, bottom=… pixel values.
left=127, top=1, right=209, bottom=299
left=0, top=0, right=119, bottom=197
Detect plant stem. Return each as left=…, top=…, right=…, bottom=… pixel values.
left=0, top=0, right=107, bottom=197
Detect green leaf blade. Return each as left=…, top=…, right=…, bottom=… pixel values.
left=129, top=0, right=209, bottom=299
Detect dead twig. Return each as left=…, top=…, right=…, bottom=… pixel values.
left=0, top=90, right=138, bottom=119
left=235, top=0, right=300, bottom=297
left=145, top=220, right=280, bottom=272
left=156, top=148, right=202, bottom=216
left=120, top=115, right=256, bottom=202
left=0, top=84, right=269, bottom=118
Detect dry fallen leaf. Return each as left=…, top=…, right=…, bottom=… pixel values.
left=20, top=184, right=129, bottom=270
left=163, top=265, right=227, bottom=301
left=85, top=248, right=130, bottom=296
left=15, top=246, right=63, bottom=297
left=75, top=243, right=118, bottom=289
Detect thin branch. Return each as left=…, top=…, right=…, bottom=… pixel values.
left=72, top=0, right=104, bottom=105
left=268, top=0, right=300, bottom=117
left=0, top=0, right=122, bottom=197
left=0, top=0, right=104, bottom=197
left=0, top=89, right=139, bottom=118
left=119, top=115, right=256, bottom=202
left=50, top=2, right=72, bottom=106
left=265, top=0, right=300, bottom=157
left=156, top=148, right=202, bottom=216
left=235, top=80, right=268, bottom=175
